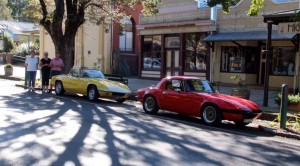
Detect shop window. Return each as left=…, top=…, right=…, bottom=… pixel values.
left=184, top=33, right=208, bottom=71
left=221, top=46, right=258, bottom=73
left=119, top=17, right=133, bottom=52
left=271, top=47, right=295, bottom=76
left=143, top=35, right=162, bottom=69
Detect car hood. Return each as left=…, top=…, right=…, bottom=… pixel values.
left=203, top=93, right=260, bottom=111
left=95, top=79, right=131, bottom=94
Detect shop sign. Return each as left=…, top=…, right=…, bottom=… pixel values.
left=278, top=22, right=300, bottom=34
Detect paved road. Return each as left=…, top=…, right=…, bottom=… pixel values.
left=0, top=79, right=299, bottom=166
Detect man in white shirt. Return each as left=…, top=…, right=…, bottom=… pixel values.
left=25, top=50, right=39, bottom=91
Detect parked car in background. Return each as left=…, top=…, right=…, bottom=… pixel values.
left=143, top=58, right=161, bottom=69
left=137, top=76, right=262, bottom=126
left=51, top=68, right=131, bottom=103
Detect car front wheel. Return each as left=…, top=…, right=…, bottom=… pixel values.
left=87, top=86, right=99, bottom=102
left=201, top=105, right=222, bottom=126
left=55, top=81, right=65, bottom=95
left=143, top=95, right=159, bottom=114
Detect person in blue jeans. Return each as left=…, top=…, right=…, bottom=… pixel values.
left=25, top=50, right=39, bottom=91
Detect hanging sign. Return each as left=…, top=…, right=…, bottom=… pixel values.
left=278, top=22, right=300, bottom=34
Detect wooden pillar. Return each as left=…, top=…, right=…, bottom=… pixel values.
left=263, top=21, right=273, bottom=107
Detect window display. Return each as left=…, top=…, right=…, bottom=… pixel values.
left=184, top=33, right=208, bottom=71
left=271, top=47, right=295, bottom=76
left=221, top=46, right=258, bottom=73
left=143, top=35, right=162, bottom=69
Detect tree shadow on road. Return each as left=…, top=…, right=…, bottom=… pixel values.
left=0, top=91, right=299, bottom=165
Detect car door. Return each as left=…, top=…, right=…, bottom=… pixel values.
left=62, top=75, right=81, bottom=93
left=161, top=79, right=189, bottom=114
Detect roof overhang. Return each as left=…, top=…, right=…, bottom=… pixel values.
left=204, top=31, right=296, bottom=42
left=263, top=9, right=300, bottom=25
left=137, top=20, right=215, bottom=30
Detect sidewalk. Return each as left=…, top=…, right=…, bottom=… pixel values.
left=0, top=64, right=282, bottom=113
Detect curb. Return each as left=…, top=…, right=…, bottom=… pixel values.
left=258, top=125, right=300, bottom=140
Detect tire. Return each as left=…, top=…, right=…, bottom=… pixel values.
left=55, top=81, right=65, bottom=95
left=234, top=121, right=249, bottom=128
left=87, top=86, right=99, bottom=102
left=143, top=95, right=159, bottom=114
left=116, top=98, right=126, bottom=103
left=201, top=105, right=222, bottom=126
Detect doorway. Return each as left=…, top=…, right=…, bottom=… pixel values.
left=166, top=50, right=180, bottom=76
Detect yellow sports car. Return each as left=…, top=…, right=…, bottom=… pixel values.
left=51, top=68, right=131, bottom=103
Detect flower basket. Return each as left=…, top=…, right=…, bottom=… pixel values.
left=230, top=75, right=250, bottom=100
left=276, top=93, right=300, bottom=112
left=231, top=88, right=250, bottom=100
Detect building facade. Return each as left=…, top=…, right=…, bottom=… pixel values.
left=39, top=22, right=111, bottom=74
left=205, top=0, right=300, bottom=90
left=137, top=0, right=216, bottom=79
left=112, top=4, right=142, bottom=76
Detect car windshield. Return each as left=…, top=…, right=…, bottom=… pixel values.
left=185, top=79, right=215, bottom=93
left=81, top=69, right=105, bottom=79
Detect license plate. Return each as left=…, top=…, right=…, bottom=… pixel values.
left=244, top=119, right=253, bottom=123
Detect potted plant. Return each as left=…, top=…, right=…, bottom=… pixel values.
left=230, top=75, right=250, bottom=99
left=275, top=93, right=300, bottom=112
left=4, top=63, right=13, bottom=76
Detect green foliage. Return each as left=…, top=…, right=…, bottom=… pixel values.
left=206, top=0, right=263, bottom=16
left=0, top=0, right=12, bottom=20
left=230, top=75, right=248, bottom=89
left=6, top=0, right=36, bottom=22
left=141, top=0, right=160, bottom=16
left=4, top=63, right=13, bottom=68
left=275, top=93, right=300, bottom=105
left=248, top=0, right=264, bottom=16
left=3, top=35, right=14, bottom=53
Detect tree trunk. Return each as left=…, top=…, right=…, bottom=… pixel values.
left=39, top=0, right=85, bottom=73
left=53, top=34, right=76, bottom=73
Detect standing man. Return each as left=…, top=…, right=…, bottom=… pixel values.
left=25, top=50, right=39, bottom=91
left=39, top=51, right=51, bottom=93
left=49, top=52, right=64, bottom=93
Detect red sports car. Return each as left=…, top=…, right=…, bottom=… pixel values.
left=137, top=76, right=262, bottom=126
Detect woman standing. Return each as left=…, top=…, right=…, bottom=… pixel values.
left=25, top=50, right=39, bottom=91
left=39, top=52, right=51, bottom=93
left=49, top=52, right=64, bottom=93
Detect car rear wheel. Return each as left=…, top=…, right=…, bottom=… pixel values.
left=116, top=98, right=126, bottom=103
left=201, top=105, right=222, bottom=126
left=87, top=86, right=99, bottom=102
left=143, top=95, right=159, bottom=114
left=55, top=81, right=64, bottom=95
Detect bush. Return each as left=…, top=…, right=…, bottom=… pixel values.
left=276, top=93, right=300, bottom=105
left=3, top=35, right=14, bottom=53
left=4, top=63, right=13, bottom=68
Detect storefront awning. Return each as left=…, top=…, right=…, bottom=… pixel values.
left=204, top=31, right=296, bottom=42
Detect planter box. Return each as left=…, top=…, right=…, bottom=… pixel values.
left=288, top=104, right=300, bottom=112
left=4, top=68, right=13, bottom=76
left=231, top=88, right=250, bottom=100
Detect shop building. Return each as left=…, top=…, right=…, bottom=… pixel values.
left=137, top=0, right=216, bottom=79
left=204, top=0, right=300, bottom=90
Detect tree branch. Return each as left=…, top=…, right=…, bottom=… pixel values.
left=39, top=0, right=47, bottom=21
